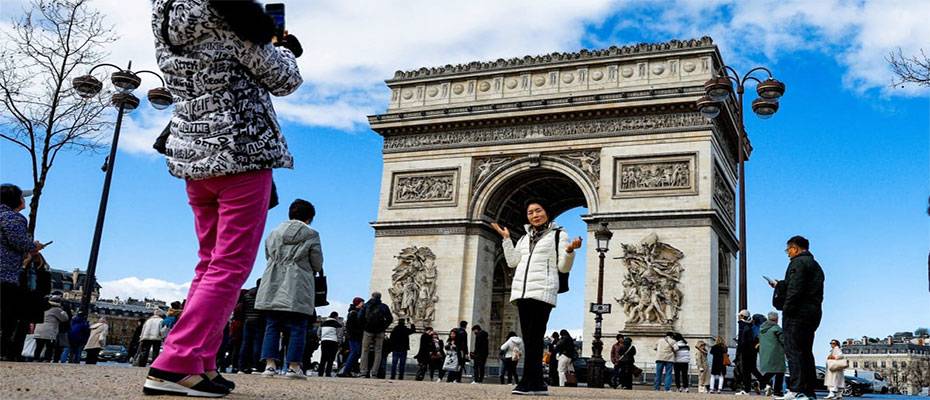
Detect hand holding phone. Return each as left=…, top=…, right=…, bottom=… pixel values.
left=763, top=275, right=778, bottom=288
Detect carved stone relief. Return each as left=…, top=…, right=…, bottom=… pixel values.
left=613, top=154, right=697, bottom=198
left=390, top=169, right=459, bottom=208
left=713, top=165, right=736, bottom=225
left=384, top=112, right=707, bottom=153
left=615, top=233, right=685, bottom=326
left=471, top=156, right=516, bottom=191
left=554, top=150, right=601, bottom=189
left=389, top=246, right=439, bottom=326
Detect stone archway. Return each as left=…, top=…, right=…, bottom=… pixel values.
left=474, top=164, right=592, bottom=348
left=367, top=38, right=740, bottom=363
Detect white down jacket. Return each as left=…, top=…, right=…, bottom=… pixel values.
left=502, top=222, right=575, bottom=307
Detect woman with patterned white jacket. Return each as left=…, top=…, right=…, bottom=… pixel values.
left=144, top=0, right=302, bottom=397
left=491, top=199, right=582, bottom=396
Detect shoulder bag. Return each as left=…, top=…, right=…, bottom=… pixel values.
left=555, top=229, right=569, bottom=293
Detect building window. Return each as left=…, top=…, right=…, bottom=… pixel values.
left=853, top=361, right=858, bottom=368
left=881, top=361, right=886, bottom=368
left=901, top=361, right=907, bottom=368
left=892, top=361, right=898, bottom=368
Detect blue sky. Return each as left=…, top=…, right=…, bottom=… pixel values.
left=1, top=1, right=928, bottom=361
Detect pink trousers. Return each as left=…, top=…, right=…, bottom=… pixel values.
left=153, top=169, right=272, bottom=375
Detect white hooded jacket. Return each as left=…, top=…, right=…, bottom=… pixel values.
left=501, top=222, right=575, bottom=306
left=500, top=336, right=524, bottom=359
left=140, top=316, right=167, bottom=341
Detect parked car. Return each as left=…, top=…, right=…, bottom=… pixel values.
left=99, top=345, right=129, bottom=363
left=800, top=366, right=873, bottom=397
left=845, top=369, right=891, bottom=394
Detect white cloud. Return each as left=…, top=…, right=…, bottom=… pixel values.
left=98, top=276, right=190, bottom=303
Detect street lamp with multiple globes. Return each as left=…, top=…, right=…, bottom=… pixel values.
left=586, top=221, right=614, bottom=388
left=696, top=66, right=785, bottom=310
left=71, top=61, right=172, bottom=314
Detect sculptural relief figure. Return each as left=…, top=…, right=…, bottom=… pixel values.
left=615, top=233, right=685, bottom=325
left=562, top=151, right=601, bottom=188
left=389, top=246, right=439, bottom=326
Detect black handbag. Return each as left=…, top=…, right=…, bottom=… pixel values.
left=315, top=269, right=329, bottom=307
left=555, top=229, right=569, bottom=294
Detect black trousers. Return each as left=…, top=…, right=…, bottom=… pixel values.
left=500, top=358, right=518, bottom=384
left=318, top=341, right=339, bottom=376
left=473, top=356, right=487, bottom=382
left=33, top=338, right=55, bottom=361
left=762, top=372, right=785, bottom=395
left=783, top=313, right=820, bottom=397
left=85, top=348, right=101, bottom=364
left=135, top=340, right=162, bottom=367
left=516, top=298, right=552, bottom=390
left=619, top=362, right=634, bottom=389
left=674, top=362, right=690, bottom=389
left=0, top=282, right=22, bottom=361
left=739, top=350, right=765, bottom=391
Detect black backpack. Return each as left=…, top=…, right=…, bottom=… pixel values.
left=364, top=302, right=390, bottom=332
left=555, top=229, right=569, bottom=294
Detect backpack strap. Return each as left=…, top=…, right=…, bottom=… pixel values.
left=554, top=228, right=562, bottom=266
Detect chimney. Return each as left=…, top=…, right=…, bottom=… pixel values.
left=845, top=339, right=854, bottom=346
left=72, top=268, right=80, bottom=287
left=862, top=336, right=869, bottom=344
left=886, top=336, right=893, bottom=345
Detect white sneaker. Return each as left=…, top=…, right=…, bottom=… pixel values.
left=470, top=381, right=478, bottom=384
left=684, top=388, right=690, bottom=393
left=285, top=368, right=307, bottom=380
left=774, top=392, right=799, bottom=400
left=735, top=390, right=749, bottom=396
left=764, top=385, right=773, bottom=397
left=435, top=378, right=442, bottom=383
left=261, top=367, right=277, bottom=377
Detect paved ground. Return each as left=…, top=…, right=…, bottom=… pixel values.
left=0, top=362, right=726, bottom=399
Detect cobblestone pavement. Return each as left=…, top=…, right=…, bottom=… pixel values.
left=6, top=362, right=906, bottom=400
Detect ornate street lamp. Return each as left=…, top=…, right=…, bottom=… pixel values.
left=71, top=61, right=172, bottom=314
left=696, top=66, right=786, bottom=310
left=586, top=221, right=613, bottom=388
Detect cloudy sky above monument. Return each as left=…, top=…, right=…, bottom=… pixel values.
left=1, top=0, right=927, bottom=357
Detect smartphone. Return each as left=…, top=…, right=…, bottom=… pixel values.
left=265, top=3, right=285, bottom=39
left=762, top=275, right=777, bottom=286
left=42, top=240, right=53, bottom=247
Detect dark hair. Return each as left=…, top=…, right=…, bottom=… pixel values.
left=289, top=199, right=316, bottom=222
left=560, top=329, right=571, bottom=338
left=0, top=184, right=23, bottom=209
left=507, top=331, right=517, bottom=338
left=551, top=331, right=560, bottom=338
left=170, top=301, right=182, bottom=309
left=398, top=318, right=406, bottom=325
left=471, top=325, right=481, bottom=331
left=523, top=198, right=548, bottom=214
left=459, top=321, right=468, bottom=328
left=615, top=333, right=624, bottom=341
left=208, top=0, right=276, bottom=45
left=329, top=311, right=338, bottom=318
left=787, top=235, right=809, bottom=250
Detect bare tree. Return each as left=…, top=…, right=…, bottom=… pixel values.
left=0, top=0, right=116, bottom=235
left=887, top=48, right=930, bottom=88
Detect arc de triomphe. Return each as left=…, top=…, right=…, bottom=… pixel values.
left=367, top=37, right=739, bottom=361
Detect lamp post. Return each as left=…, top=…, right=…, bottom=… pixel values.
left=72, top=61, right=172, bottom=315
left=586, top=221, right=613, bottom=389
left=696, top=66, right=785, bottom=311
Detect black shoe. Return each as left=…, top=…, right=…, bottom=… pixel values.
left=511, top=383, right=532, bottom=395
left=143, top=368, right=229, bottom=398
left=210, top=373, right=236, bottom=391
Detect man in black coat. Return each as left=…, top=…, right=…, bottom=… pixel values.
left=452, top=321, right=469, bottom=382
left=772, top=236, right=824, bottom=400
left=414, top=327, right=434, bottom=381
left=389, top=319, right=413, bottom=379
left=470, top=325, right=489, bottom=383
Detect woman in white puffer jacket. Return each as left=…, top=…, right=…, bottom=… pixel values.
left=491, top=199, right=582, bottom=396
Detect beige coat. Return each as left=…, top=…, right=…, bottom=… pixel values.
left=825, top=347, right=845, bottom=390
left=655, top=336, right=678, bottom=363
left=85, top=322, right=108, bottom=350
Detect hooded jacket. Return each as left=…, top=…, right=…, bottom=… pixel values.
left=150, top=0, right=302, bottom=180
left=33, top=306, right=69, bottom=340
left=655, top=336, right=679, bottom=363
left=500, top=336, right=524, bottom=359
left=140, top=315, right=167, bottom=341
left=320, top=317, right=343, bottom=343
left=85, top=322, right=108, bottom=350
left=758, top=320, right=787, bottom=373
left=501, top=221, right=575, bottom=306
left=255, top=220, right=323, bottom=316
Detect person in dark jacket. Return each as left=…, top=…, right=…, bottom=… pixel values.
left=389, top=319, right=413, bottom=380
left=68, top=311, right=91, bottom=364
left=337, top=297, right=365, bottom=377
left=709, top=336, right=727, bottom=394
left=771, top=235, right=824, bottom=400
left=129, top=318, right=145, bottom=363
left=618, top=337, right=637, bottom=390
left=470, top=325, right=489, bottom=383
left=0, top=184, right=45, bottom=361
left=547, top=331, right=560, bottom=387
left=357, top=292, right=392, bottom=378
left=735, top=310, right=765, bottom=394
left=237, top=281, right=264, bottom=374
left=610, top=334, right=625, bottom=388
left=414, top=327, right=434, bottom=381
